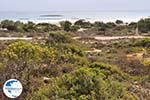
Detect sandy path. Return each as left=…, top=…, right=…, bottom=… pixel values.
left=0, top=36, right=150, bottom=41
left=94, top=36, right=150, bottom=40
left=0, top=37, right=33, bottom=41
left=73, top=36, right=150, bottom=40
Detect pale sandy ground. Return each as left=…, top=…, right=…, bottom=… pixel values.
left=0, top=36, right=150, bottom=41
left=73, top=36, right=150, bottom=40
left=94, top=36, right=150, bottom=40
left=0, top=37, right=33, bottom=41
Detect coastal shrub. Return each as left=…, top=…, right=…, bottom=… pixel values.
left=0, top=20, right=62, bottom=32
left=46, top=32, right=72, bottom=45
left=125, top=47, right=144, bottom=54
left=14, top=21, right=25, bottom=32
left=30, top=67, right=136, bottom=100
left=57, top=44, right=85, bottom=56
left=1, top=41, right=44, bottom=62
left=1, top=41, right=56, bottom=68
left=129, top=22, right=137, bottom=28
left=94, top=21, right=105, bottom=28
left=116, top=20, right=123, bottom=24
left=134, top=38, right=150, bottom=47
left=74, top=19, right=92, bottom=28
left=1, top=20, right=25, bottom=32
left=0, top=41, right=56, bottom=96
left=23, top=21, right=37, bottom=32
left=36, top=23, right=61, bottom=32
left=53, top=43, right=88, bottom=67
left=1, top=20, right=16, bottom=31
left=106, top=22, right=116, bottom=28
left=89, top=62, right=129, bottom=81
left=70, top=25, right=80, bottom=32
left=138, top=18, right=150, bottom=33
left=60, top=21, right=72, bottom=32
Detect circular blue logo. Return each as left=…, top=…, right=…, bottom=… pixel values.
left=3, top=79, right=23, bottom=98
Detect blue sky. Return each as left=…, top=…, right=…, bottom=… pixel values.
left=0, top=0, right=150, bottom=11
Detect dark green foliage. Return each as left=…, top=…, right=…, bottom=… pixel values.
left=94, top=21, right=116, bottom=30
left=74, top=20, right=92, bottom=28
left=94, top=21, right=105, bottom=27
left=23, top=21, right=36, bottom=32
left=129, top=22, right=137, bottom=28
left=134, top=38, right=150, bottom=47
left=14, top=21, right=25, bottom=32
left=106, top=22, right=116, bottom=28
left=0, top=23, right=2, bottom=28
left=1, top=20, right=17, bottom=31
left=1, top=18, right=150, bottom=36
left=138, top=18, right=150, bottom=33
left=116, top=20, right=123, bottom=24
left=36, top=23, right=60, bottom=32
left=46, top=32, right=72, bottom=45
left=70, top=25, right=80, bottom=32
left=0, top=20, right=61, bottom=33
left=60, top=21, right=72, bottom=32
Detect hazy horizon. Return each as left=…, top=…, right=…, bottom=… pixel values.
left=0, top=0, right=150, bottom=12
left=0, top=0, right=150, bottom=23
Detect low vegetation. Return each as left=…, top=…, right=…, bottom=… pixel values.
left=0, top=32, right=150, bottom=99
left=0, top=18, right=150, bottom=99
left=1, top=18, right=150, bottom=37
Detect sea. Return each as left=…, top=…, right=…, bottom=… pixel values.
left=0, top=10, right=150, bottom=24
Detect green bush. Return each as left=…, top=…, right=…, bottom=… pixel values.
left=138, top=18, right=150, bottom=33
left=70, top=25, right=80, bottom=32
left=74, top=20, right=92, bottom=28
left=116, top=20, right=123, bottom=24
left=30, top=66, right=136, bottom=100
left=46, top=32, right=72, bottom=45
left=0, top=41, right=56, bottom=96
left=134, top=38, right=150, bottom=47
left=60, top=21, right=72, bottom=32
left=36, top=23, right=60, bottom=32
left=23, top=21, right=37, bottom=32
left=1, top=20, right=16, bottom=31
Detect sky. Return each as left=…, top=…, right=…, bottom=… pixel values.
left=0, top=0, right=150, bottom=11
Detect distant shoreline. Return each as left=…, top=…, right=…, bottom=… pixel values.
left=0, top=10, right=150, bottom=24
left=0, top=17, right=149, bottom=25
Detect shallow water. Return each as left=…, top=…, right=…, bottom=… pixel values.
left=0, top=10, right=150, bottom=23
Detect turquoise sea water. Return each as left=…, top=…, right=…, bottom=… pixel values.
left=0, top=11, right=150, bottom=23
